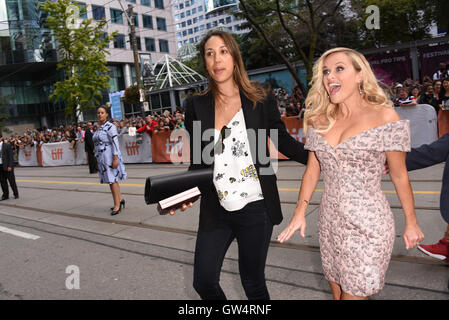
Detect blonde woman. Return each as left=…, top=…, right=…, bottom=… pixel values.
left=278, top=48, right=424, bottom=300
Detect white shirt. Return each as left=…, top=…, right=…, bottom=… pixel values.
left=213, top=109, right=264, bottom=212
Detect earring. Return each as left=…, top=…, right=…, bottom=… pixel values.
left=359, top=82, right=363, bottom=95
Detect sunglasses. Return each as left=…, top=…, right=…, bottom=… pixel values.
left=213, top=125, right=231, bottom=155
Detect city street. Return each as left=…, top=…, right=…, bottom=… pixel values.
left=0, top=162, right=448, bottom=300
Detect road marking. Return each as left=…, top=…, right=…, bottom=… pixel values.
left=0, top=225, right=40, bottom=240
left=16, top=179, right=441, bottom=194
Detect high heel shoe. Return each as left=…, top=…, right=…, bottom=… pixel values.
left=110, top=199, right=125, bottom=211
left=110, top=207, right=121, bottom=216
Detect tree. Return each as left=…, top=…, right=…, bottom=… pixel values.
left=237, top=0, right=345, bottom=92
left=40, top=0, right=117, bottom=124
left=354, top=0, right=435, bottom=47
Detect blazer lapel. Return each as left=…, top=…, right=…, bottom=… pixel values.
left=240, top=92, right=259, bottom=164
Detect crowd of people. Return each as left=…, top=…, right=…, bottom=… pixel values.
left=4, top=110, right=186, bottom=161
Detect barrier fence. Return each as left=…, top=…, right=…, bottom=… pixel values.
left=17, top=105, right=444, bottom=167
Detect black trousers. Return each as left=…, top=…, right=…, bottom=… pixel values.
left=0, top=168, right=18, bottom=198
left=193, top=200, right=273, bottom=300
left=86, top=151, right=98, bottom=173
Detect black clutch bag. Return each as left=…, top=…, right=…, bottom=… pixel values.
left=144, top=168, right=213, bottom=205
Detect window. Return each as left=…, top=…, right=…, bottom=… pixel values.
left=127, top=0, right=136, bottom=3
left=192, top=8, right=196, bottom=14
left=198, top=5, right=203, bottom=12
left=194, top=26, right=199, bottom=33
left=226, top=17, right=231, bottom=24
left=159, top=39, right=169, bottom=53
left=76, top=2, right=87, bottom=19
left=185, top=1, right=190, bottom=7
left=181, top=21, right=186, bottom=28
left=193, top=17, right=198, bottom=23
left=186, top=10, right=190, bottom=16
left=187, top=19, right=192, bottom=25
left=145, top=37, right=156, bottom=51
left=110, top=8, right=123, bottom=24
left=156, top=17, right=167, bottom=31
left=92, top=5, right=105, bottom=20
left=188, top=28, right=193, bottom=35
left=180, top=12, right=185, bottom=18
left=182, top=30, right=187, bottom=37
left=142, top=15, right=153, bottom=29
left=179, top=3, right=184, bottom=9
left=141, top=0, right=151, bottom=6
left=113, top=34, right=126, bottom=49
left=154, top=0, right=164, bottom=9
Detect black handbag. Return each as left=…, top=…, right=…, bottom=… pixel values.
left=144, top=168, right=213, bottom=205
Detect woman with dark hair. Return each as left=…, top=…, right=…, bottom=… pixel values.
left=175, top=30, right=308, bottom=300
left=438, top=77, right=449, bottom=110
left=93, top=105, right=127, bottom=215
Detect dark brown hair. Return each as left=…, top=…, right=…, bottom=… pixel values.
left=199, top=30, right=266, bottom=108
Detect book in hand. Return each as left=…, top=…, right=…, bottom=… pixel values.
left=157, top=187, right=201, bottom=215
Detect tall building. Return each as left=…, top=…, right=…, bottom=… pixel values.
left=173, top=0, right=247, bottom=49
left=0, top=0, right=177, bottom=131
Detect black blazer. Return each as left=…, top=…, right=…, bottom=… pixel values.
left=84, top=129, right=95, bottom=153
left=185, top=90, right=308, bottom=231
left=1, top=142, right=14, bottom=171
left=406, top=133, right=449, bottom=223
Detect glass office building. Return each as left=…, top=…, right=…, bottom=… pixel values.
left=0, top=0, right=176, bottom=131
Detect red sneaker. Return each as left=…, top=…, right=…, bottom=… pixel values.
left=417, top=238, right=449, bottom=261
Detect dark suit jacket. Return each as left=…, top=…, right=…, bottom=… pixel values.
left=406, top=133, right=449, bottom=223
left=84, top=129, right=95, bottom=153
left=185, top=90, right=308, bottom=231
left=1, top=142, right=14, bottom=171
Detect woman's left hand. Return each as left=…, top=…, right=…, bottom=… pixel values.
left=112, top=158, right=118, bottom=169
left=403, top=223, right=425, bottom=250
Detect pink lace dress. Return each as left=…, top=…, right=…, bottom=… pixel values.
left=304, top=120, right=410, bottom=297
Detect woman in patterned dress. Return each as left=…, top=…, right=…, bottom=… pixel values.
left=278, top=48, right=425, bottom=300
left=93, top=106, right=127, bottom=216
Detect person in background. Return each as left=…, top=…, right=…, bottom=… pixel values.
left=394, top=87, right=418, bottom=106
left=433, top=63, right=448, bottom=80
left=418, top=84, right=439, bottom=113
left=438, top=77, right=449, bottom=110
left=405, top=133, right=449, bottom=292
left=0, top=133, right=19, bottom=200
left=83, top=122, right=98, bottom=174
left=93, top=106, right=127, bottom=216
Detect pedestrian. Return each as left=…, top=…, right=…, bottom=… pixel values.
left=175, top=30, right=308, bottom=300
left=0, top=133, right=19, bottom=200
left=278, top=47, right=424, bottom=300
left=406, top=133, right=449, bottom=264
left=93, top=106, right=127, bottom=216
left=84, top=122, right=98, bottom=174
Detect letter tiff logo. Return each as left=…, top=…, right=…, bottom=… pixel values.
left=66, top=5, right=82, bottom=30
left=65, top=265, right=80, bottom=290
left=365, top=5, right=380, bottom=30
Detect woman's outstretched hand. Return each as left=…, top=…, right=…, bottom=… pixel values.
left=277, top=209, right=306, bottom=243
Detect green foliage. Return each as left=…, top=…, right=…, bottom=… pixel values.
left=40, top=0, right=117, bottom=123
left=357, top=0, right=435, bottom=46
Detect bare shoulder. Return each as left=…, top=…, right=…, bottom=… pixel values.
left=373, top=105, right=402, bottom=124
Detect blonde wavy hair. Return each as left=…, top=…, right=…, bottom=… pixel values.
left=303, top=47, right=393, bottom=134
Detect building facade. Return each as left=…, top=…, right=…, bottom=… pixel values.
left=0, top=0, right=177, bottom=131
left=173, top=0, right=247, bottom=49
